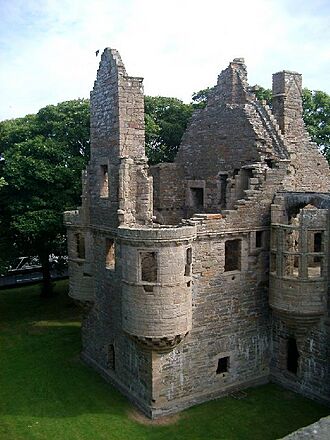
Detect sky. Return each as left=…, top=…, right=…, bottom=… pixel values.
left=0, top=0, right=329, bottom=121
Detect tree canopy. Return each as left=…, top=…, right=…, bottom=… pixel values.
left=0, top=99, right=90, bottom=295
left=144, top=96, right=193, bottom=164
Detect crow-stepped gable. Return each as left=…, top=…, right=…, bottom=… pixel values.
left=65, top=48, right=330, bottom=418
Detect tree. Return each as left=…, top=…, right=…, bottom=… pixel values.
left=144, top=96, right=193, bottom=164
left=302, top=89, right=330, bottom=159
left=191, top=87, right=214, bottom=109
left=0, top=99, right=90, bottom=296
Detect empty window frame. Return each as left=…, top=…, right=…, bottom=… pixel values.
left=225, top=239, right=241, bottom=272
left=287, top=337, right=299, bottom=375
left=107, top=344, right=115, bottom=370
left=100, top=164, right=109, bottom=198
left=283, top=254, right=299, bottom=277
left=190, top=187, right=204, bottom=210
left=270, top=253, right=277, bottom=274
left=106, top=239, right=115, bottom=270
left=75, top=233, right=85, bottom=259
left=140, top=251, right=158, bottom=283
left=313, top=232, right=323, bottom=252
left=307, top=255, right=322, bottom=278
left=255, top=231, right=264, bottom=248
left=184, top=247, right=192, bottom=276
left=219, top=174, right=228, bottom=209
left=216, top=356, right=229, bottom=374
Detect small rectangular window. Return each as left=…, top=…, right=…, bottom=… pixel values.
left=100, top=164, right=109, bottom=198
left=106, top=239, right=115, bottom=270
left=256, top=231, right=263, bottom=248
left=140, top=251, right=157, bottom=282
left=107, top=344, right=115, bottom=370
left=216, top=356, right=229, bottom=374
left=225, top=239, right=241, bottom=272
left=219, top=174, right=228, bottom=209
left=184, top=247, right=192, bottom=276
left=270, top=253, right=277, bottom=274
left=314, top=232, right=322, bottom=252
left=307, top=255, right=322, bottom=278
left=190, top=187, right=204, bottom=209
left=75, top=233, right=85, bottom=259
left=287, top=338, right=299, bottom=375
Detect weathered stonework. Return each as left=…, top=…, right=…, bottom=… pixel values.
left=64, top=48, right=330, bottom=418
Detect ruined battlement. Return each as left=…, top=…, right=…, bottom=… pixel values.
left=66, top=49, right=330, bottom=417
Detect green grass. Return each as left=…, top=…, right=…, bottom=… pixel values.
left=0, top=281, right=329, bottom=440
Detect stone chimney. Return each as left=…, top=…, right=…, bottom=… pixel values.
left=272, top=71, right=304, bottom=141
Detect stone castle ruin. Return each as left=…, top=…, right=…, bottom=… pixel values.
left=64, top=48, right=330, bottom=418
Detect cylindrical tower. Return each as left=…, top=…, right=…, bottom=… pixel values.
left=118, top=225, right=197, bottom=351
left=269, top=204, right=328, bottom=331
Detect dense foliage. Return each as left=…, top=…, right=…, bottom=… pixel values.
left=0, top=100, right=90, bottom=294
left=144, top=96, right=193, bottom=164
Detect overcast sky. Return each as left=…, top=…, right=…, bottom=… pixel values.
left=0, top=0, right=329, bottom=121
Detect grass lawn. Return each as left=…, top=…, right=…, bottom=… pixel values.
left=0, top=281, right=329, bottom=440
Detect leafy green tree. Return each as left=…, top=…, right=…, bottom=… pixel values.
left=191, top=87, right=214, bottom=109
left=302, top=89, right=330, bottom=159
left=144, top=96, right=193, bottom=164
left=0, top=99, right=90, bottom=296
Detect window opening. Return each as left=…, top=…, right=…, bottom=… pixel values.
left=106, top=239, right=115, bottom=270
left=307, top=255, right=322, bottom=278
left=100, top=164, right=109, bottom=198
left=75, top=233, right=85, bottom=259
left=240, top=169, right=253, bottom=192
left=225, top=239, right=241, bottom=272
left=216, top=356, right=229, bottom=374
left=265, top=159, right=274, bottom=168
left=140, top=252, right=157, bottom=282
left=287, top=337, right=299, bottom=375
left=219, top=174, right=228, bottom=209
left=270, top=253, right=277, bottom=274
left=283, top=254, right=299, bottom=277
left=184, top=247, right=192, bottom=276
left=256, top=231, right=263, bottom=248
left=107, top=344, right=115, bottom=370
left=190, top=187, right=204, bottom=210
left=314, top=232, right=322, bottom=252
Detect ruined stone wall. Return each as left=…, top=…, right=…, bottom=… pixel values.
left=150, top=163, right=185, bottom=224
left=65, top=50, right=330, bottom=418
left=88, top=48, right=152, bottom=229
left=80, top=228, right=154, bottom=414
left=272, top=71, right=330, bottom=192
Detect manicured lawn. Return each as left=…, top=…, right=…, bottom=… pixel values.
left=0, top=281, right=329, bottom=440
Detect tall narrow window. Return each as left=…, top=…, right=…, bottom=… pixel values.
left=287, top=337, right=299, bottom=375
left=190, top=187, right=204, bottom=210
left=255, top=231, right=263, bottom=248
left=225, top=239, right=241, bottom=272
left=314, top=232, right=322, bottom=252
left=107, top=344, right=115, bottom=370
left=184, top=247, right=192, bottom=276
left=140, top=251, right=157, bottom=282
left=106, top=239, right=115, bottom=270
left=75, top=233, right=85, bottom=259
left=219, top=174, right=228, bottom=209
left=100, top=164, right=109, bottom=198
